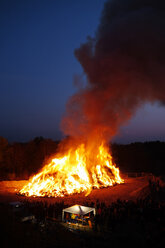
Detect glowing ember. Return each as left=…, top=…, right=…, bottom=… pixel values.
left=20, top=143, right=124, bottom=197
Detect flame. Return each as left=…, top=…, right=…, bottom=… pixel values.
left=20, top=143, right=124, bottom=197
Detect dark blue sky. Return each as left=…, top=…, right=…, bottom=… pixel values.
left=0, top=0, right=165, bottom=144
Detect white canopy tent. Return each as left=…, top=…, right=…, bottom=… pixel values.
left=62, top=204, right=96, bottom=221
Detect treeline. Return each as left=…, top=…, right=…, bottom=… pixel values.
left=0, top=136, right=165, bottom=180
left=111, top=141, right=165, bottom=176
left=0, top=136, right=59, bottom=180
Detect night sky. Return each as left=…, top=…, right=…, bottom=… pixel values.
left=1, top=0, right=165, bottom=144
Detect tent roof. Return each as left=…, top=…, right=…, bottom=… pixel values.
left=63, top=205, right=95, bottom=215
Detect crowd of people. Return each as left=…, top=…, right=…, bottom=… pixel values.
left=20, top=178, right=164, bottom=223
left=13, top=177, right=164, bottom=247
left=21, top=200, right=66, bottom=222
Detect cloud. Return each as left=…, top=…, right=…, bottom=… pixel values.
left=61, top=0, right=165, bottom=143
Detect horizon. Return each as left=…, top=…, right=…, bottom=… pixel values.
left=1, top=134, right=165, bottom=146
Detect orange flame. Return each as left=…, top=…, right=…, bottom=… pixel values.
left=20, top=143, right=124, bottom=197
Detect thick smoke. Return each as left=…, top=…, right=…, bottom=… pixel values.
left=61, top=0, right=165, bottom=144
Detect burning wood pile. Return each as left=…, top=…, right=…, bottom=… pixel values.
left=20, top=142, right=123, bottom=197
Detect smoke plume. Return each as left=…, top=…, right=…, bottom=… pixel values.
left=61, top=0, right=165, bottom=144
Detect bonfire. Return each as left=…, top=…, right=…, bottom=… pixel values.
left=20, top=141, right=124, bottom=197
